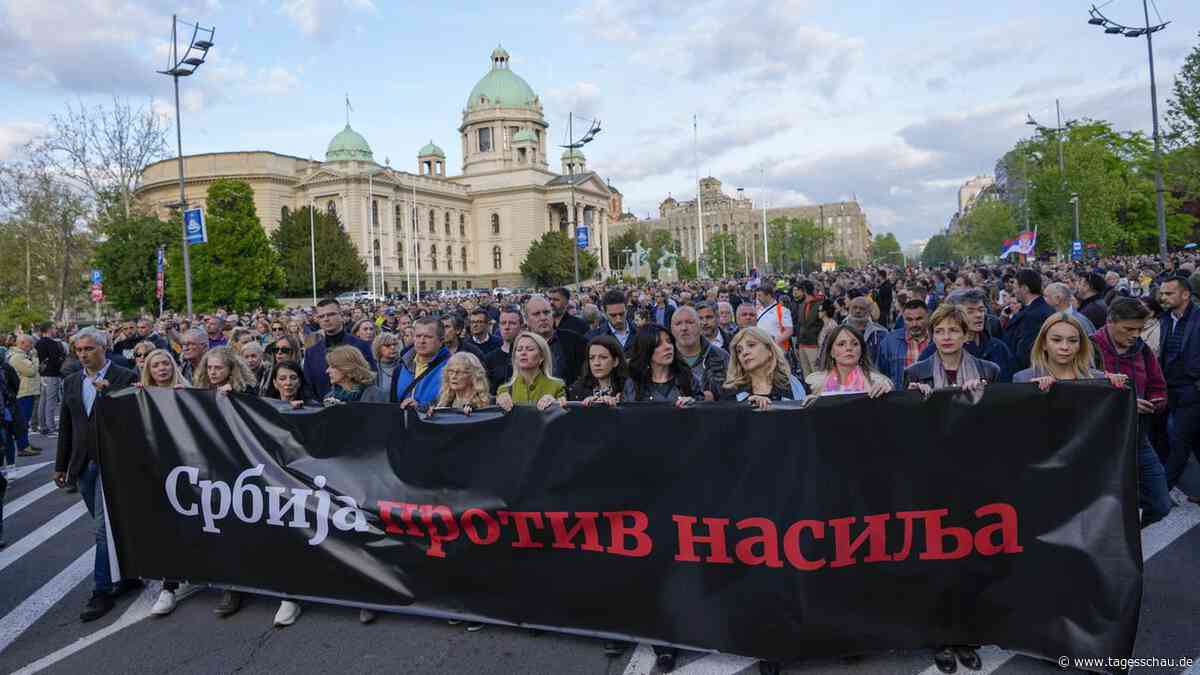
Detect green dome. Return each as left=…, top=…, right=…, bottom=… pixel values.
left=326, top=124, right=373, bottom=162
left=512, top=128, right=536, bottom=143
left=418, top=140, right=445, bottom=157
left=561, top=147, right=585, bottom=161
left=467, top=47, right=538, bottom=111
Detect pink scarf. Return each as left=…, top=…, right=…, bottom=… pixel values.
left=822, top=367, right=867, bottom=394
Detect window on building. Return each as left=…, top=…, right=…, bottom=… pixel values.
left=372, top=199, right=379, bottom=226
left=461, top=246, right=467, bottom=269
left=445, top=212, right=451, bottom=236
left=436, top=280, right=444, bottom=290
left=281, top=206, right=289, bottom=221
left=395, top=204, right=402, bottom=224
left=491, top=213, right=500, bottom=235
left=327, top=201, right=336, bottom=217
left=466, top=281, right=473, bottom=289
left=397, top=242, right=404, bottom=269
left=420, top=280, right=427, bottom=290
left=452, top=281, right=458, bottom=290
left=492, top=245, right=502, bottom=270
left=447, top=253, right=453, bottom=271
left=479, top=127, right=492, bottom=153
left=459, top=214, right=465, bottom=237
left=429, top=209, right=435, bottom=234
left=373, top=239, right=381, bottom=268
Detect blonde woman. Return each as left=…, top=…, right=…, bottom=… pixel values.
left=432, top=352, right=491, bottom=415
left=372, top=332, right=402, bottom=390
left=497, top=331, right=565, bottom=412
left=806, top=325, right=892, bottom=398
left=193, top=346, right=256, bottom=394
left=323, top=345, right=387, bottom=404
left=1013, top=312, right=1125, bottom=390
left=137, top=349, right=189, bottom=389
left=722, top=327, right=806, bottom=409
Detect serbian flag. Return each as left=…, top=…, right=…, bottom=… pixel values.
left=999, top=230, right=1037, bottom=259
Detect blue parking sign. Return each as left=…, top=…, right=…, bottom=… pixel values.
left=184, top=208, right=207, bottom=245
left=90, top=269, right=102, bottom=285
left=576, top=226, right=589, bottom=249
left=1071, top=240, right=1083, bottom=261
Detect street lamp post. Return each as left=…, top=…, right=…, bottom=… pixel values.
left=560, top=113, right=601, bottom=290
left=1087, top=2, right=1170, bottom=257
left=1028, top=101, right=1072, bottom=249
left=1070, top=193, right=1081, bottom=241
left=157, top=15, right=214, bottom=318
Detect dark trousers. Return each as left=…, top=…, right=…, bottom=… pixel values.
left=77, top=461, right=113, bottom=593
left=1166, top=404, right=1200, bottom=491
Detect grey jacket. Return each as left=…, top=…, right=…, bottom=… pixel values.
left=683, top=338, right=730, bottom=400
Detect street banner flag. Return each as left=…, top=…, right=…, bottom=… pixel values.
left=1000, top=230, right=1037, bottom=259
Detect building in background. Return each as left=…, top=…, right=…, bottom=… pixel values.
left=135, top=46, right=615, bottom=291
left=948, top=175, right=998, bottom=235
left=612, top=176, right=872, bottom=268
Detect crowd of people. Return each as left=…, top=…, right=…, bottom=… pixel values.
left=3, top=252, right=1200, bottom=674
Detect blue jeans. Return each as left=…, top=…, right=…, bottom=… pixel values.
left=1139, top=436, right=1171, bottom=526
left=76, top=461, right=113, bottom=594
left=15, top=396, right=33, bottom=449
left=1, top=426, right=14, bottom=466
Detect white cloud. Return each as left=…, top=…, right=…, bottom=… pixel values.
left=0, top=121, right=45, bottom=160
left=255, top=66, right=302, bottom=96
left=546, top=81, right=602, bottom=120
left=280, top=0, right=376, bottom=40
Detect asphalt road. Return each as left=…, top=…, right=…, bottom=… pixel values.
left=1, top=434, right=1199, bottom=675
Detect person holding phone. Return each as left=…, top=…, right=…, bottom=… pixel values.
left=1091, top=298, right=1173, bottom=527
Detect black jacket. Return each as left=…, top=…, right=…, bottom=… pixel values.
left=55, top=362, right=137, bottom=482
left=1003, top=296, right=1054, bottom=373
left=902, top=354, right=1001, bottom=389
left=585, top=322, right=637, bottom=352
left=35, top=337, right=66, bottom=377
left=484, top=345, right=512, bottom=395
left=556, top=313, right=590, bottom=336
left=549, top=329, right=588, bottom=387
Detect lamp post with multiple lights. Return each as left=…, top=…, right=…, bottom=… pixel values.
left=1087, top=2, right=1170, bottom=257
left=156, top=15, right=214, bottom=318
left=560, top=114, right=602, bottom=289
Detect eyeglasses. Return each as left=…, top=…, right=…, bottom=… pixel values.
left=274, top=347, right=294, bottom=354
left=271, top=326, right=283, bottom=331
left=134, top=352, right=150, bottom=358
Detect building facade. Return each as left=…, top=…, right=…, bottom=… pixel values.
left=612, top=177, right=872, bottom=270
left=135, top=46, right=615, bottom=292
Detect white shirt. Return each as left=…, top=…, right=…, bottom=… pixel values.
left=82, top=360, right=113, bottom=416
left=756, top=303, right=793, bottom=344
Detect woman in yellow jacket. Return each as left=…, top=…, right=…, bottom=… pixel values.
left=496, top=331, right=566, bottom=411
left=7, top=335, right=40, bottom=456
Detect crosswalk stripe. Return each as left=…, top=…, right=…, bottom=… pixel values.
left=671, top=653, right=756, bottom=675
left=911, top=503, right=1200, bottom=675
left=6, top=461, right=54, bottom=481
left=8, top=585, right=156, bottom=675
left=0, top=502, right=88, bottom=575
left=5, top=483, right=59, bottom=518
left=0, top=546, right=93, bottom=655
left=621, top=643, right=657, bottom=675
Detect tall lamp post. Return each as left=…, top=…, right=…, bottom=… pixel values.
left=1027, top=102, right=1071, bottom=249
left=1087, top=2, right=1170, bottom=258
left=560, top=113, right=601, bottom=290
left=157, top=15, right=214, bottom=319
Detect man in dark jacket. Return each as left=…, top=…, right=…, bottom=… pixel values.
left=793, top=281, right=824, bottom=376
left=304, top=298, right=376, bottom=399
left=52, top=327, right=139, bottom=622
left=671, top=306, right=729, bottom=400
left=695, top=301, right=733, bottom=352
left=586, top=290, right=636, bottom=352
left=441, top=314, right=486, bottom=362
left=549, top=287, right=590, bottom=336
left=35, top=322, right=66, bottom=436
left=484, top=306, right=524, bottom=393
left=465, top=309, right=502, bottom=355
left=1075, top=272, right=1109, bottom=329
left=526, top=295, right=586, bottom=386
left=1002, top=269, right=1054, bottom=373
left=1158, top=274, right=1200, bottom=497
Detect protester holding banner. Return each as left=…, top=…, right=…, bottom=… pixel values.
left=904, top=304, right=999, bottom=395
left=622, top=325, right=698, bottom=407
left=805, top=326, right=893, bottom=398
left=137, top=349, right=188, bottom=389
left=1090, top=298, right=1174, bottom=526
left=323, top=346, right=387, bottom=405
left=567, top=335, right=628, bottom=406
left=1012, top=313, right=1111, bottom=387
left=431, top=352, right=491, bottom=414
left=264, top=360, right=317, bottom=409
left=722, top=327, right=806, bottom=407
left=497, top=332, right=565, bottom=411
left=193, top=346, right=257, bottom=394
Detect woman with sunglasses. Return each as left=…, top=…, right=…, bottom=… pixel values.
left=268, top=335, right=304, bottom=366
left=130, top=341, right=158, bottom=378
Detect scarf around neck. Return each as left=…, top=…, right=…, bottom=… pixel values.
left=822, top=367, right=867, bottom=394
left=932, top=349, right=981, bottom=389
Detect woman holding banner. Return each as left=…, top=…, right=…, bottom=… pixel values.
left=431, top=352, right=491, bottom=415
left=805, top=325, right=892, bottom=398
left=1012, top=313, right=1114, bottom=387
left=264, top=360, right=318, bottom=409
left=193, top=346, right=257, bottom=394
left=721, top=327, right=806, bottom=408
left=322, top=346, right=387, bottom=406
left=567, top=335, right=628, bottom=406
left=496, top=332, right=565, bottom=412
left=622, top=325, right=698, bottom=407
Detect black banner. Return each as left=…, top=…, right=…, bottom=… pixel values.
left=98, top=384, right=1141, bottom=672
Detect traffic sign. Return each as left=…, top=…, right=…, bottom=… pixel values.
left=576, top=226, right=589, bottom=249
left=1071, top=240, right=1083, bottom=261
left=185, top=208, right=207, bottom=245
left=90, top=287, right=104, bottom=303
left=90, top=269, right=102, bottom=285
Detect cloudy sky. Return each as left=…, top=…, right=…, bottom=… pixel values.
left=2, top=0, right=1198, bottom=247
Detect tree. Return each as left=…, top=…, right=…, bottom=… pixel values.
left=1165, top=31, right=1200, bottom=215
left=272, top=206, right=366, bottom=296
left=92, top=207, right=175, bottom=314
left=34, top=97, right=168, bottom=220
left=953, top=200, right=1018, bottom=260
left=702, top=232, right=745, bottom=278
left=870, top=233, right=903, bottom=264
left=922, top=234, right=958, bottom=266
left=519, top=230, right=598, bottom=287
left=767, top=216, right=832, bottom=272
left=165, top=179, right=283, bottom=313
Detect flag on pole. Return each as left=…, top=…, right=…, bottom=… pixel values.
left=999, top=230, right=1037, bottom=259
left=156, top=246, right=165, bottom=299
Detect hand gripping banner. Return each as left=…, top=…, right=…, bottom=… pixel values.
left=97, top=384, right=1141, bottom=673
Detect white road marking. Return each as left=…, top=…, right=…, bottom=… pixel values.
left=621, top=643, right=657, bottom=675
left=0, top=502, right=88, bottom=574
left=6, top=461, right=54, bottom=481
left=0, top=547, right=93, bottom=655
left=5, top=483, right=59, bottom=518
left=8, top=585, right=158, bottom=675
left=911, top=502, right=1200, bottom=675
left=671, top=652, right=757, bottom=675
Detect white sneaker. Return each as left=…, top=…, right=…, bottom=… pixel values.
left=274, top=600, right=301, bottom=627
left=150, top=590, right=176, bottom=616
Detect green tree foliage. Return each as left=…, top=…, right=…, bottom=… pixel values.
left=870, top=233, right=903, bottom=264
left=0, top=296, right=48, bottom=333
left=951, top=200, right=1018, bottom=260
left=92, top=207, right=175, bottom=314
left=271, top=206, right=366, bottom=296
left=702, top=232, right=745, bottom=277
left=519, top=230, right=599, bottom=287
left=1165, top=31, right=1200, bottom=210
left=767, top=217, right=832, bottom=273
left=922, top=234, right=959, bottom=266
left=165, top=179, right=283, bottom=313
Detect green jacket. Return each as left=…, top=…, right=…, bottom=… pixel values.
left=498, top=371, right=566, bottom=404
